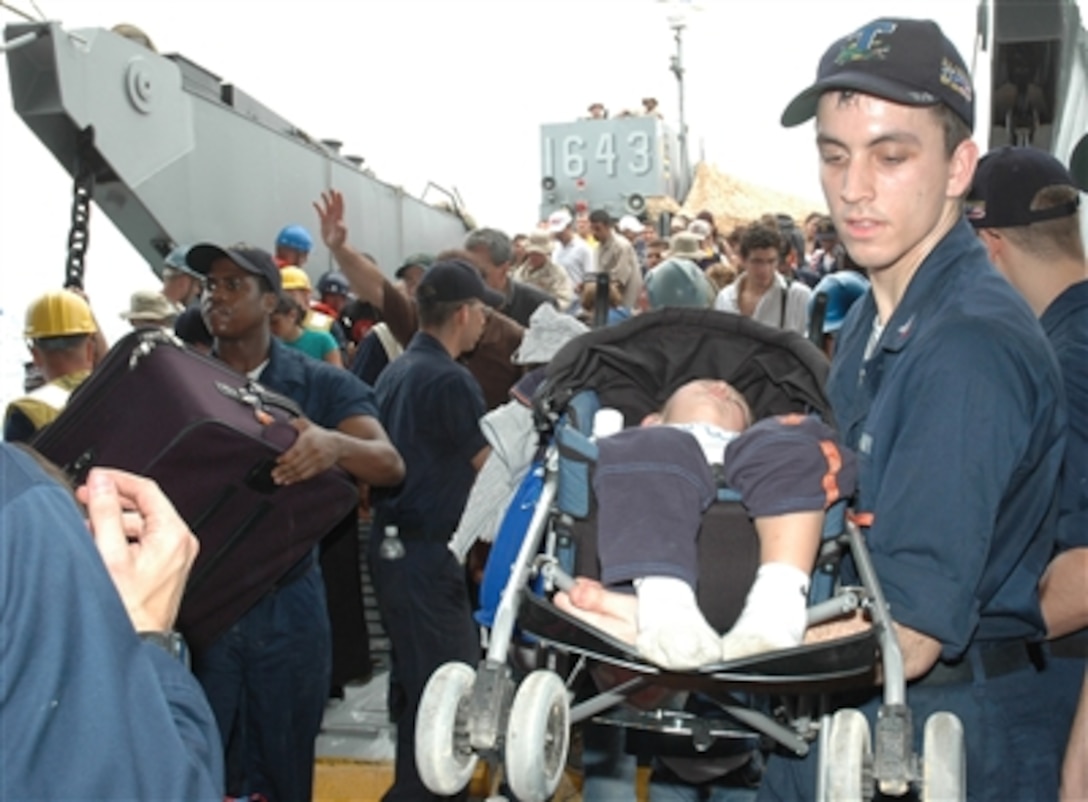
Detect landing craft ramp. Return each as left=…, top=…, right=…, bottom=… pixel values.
left=982, top=0, right=1088, bottom=240
left=3, top=21, right=470, bottom=281
left=985, top=0, right=1088, bottom=168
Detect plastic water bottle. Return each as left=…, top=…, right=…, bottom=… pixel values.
left=379, top=525, right=405, bottom=561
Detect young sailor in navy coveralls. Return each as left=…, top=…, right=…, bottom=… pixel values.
left=759, top=18, right=1068, bottom=802
left=370, top=258, right=502, bottom=801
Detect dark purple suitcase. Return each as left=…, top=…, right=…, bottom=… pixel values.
left=32, top=329, right=359, bottom=653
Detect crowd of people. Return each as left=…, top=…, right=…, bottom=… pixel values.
left=0, top=12, right=1085, bottom=802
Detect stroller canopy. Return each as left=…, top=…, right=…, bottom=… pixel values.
left=538, top=308, right=833, bottom=427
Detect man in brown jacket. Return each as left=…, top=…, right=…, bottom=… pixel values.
left=314, top=190, right=523, bottom=409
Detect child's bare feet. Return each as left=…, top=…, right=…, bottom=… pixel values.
left=555, top=576, right=722, bottom=670
left=553, top=578, right=638, bottom=645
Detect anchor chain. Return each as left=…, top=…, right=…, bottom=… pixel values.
left=64, top=128, right=96, bottom=290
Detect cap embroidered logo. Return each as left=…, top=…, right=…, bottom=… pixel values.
left=834, top=20, right=897, bottom=65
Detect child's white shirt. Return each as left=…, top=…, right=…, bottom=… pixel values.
left=665, top=422, right=739, bottom=466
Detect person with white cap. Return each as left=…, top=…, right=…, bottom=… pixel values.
left=617, top=214, right=648, bottom=274
left=548, top=207, right=594, bottom=290
left=512, top=230, right=575, bottom=309
left=686, top=219, right=722, bottom=270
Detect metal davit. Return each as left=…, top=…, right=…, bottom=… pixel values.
left=3, top=21, right=471, bottom=281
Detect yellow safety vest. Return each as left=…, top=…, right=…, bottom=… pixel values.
left=4, top=370, right=90, bottom=433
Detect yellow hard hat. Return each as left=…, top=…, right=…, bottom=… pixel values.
left=279, top=266, right=312, bottom=291
left=24, top=290, right=97, bottom=339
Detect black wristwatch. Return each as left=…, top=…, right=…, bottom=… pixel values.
left=138, top=630, right=190, bottom=668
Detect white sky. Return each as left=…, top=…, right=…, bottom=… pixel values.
left=0, top=0, right=986, bottom=406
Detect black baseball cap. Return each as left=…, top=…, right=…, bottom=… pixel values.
left=781, top=18, right=974, bottom=129
left=186, top=243, right=283, bottom=294
left=967, top=146, right=1081, bottom=229
left=416, top=258, right=503, bottom=308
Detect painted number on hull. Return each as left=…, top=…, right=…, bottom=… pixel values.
left=544, top=132, right=654, bottom=179
left=627, top=131, right=651, bottom=176
left=563, top=136, right=586, bottom=177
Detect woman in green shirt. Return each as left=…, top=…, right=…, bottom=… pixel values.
left=270, top=296, right=343, bottom=367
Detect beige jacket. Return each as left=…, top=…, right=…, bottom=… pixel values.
left=594, top=234, right=643, bottom=310
left=512, top=258, right=575, bottom=309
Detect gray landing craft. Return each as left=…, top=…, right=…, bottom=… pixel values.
left=3, top=0, right=1088, bottom=285
left=2, top=20, right=472, bottom=285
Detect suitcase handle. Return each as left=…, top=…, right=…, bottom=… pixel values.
left=125, top=330, right=305, bottom=420
left=213, top=380, right=303, bottom=420
left=244, top=458, right=279, bottom=495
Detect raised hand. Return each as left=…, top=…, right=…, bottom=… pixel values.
left=314, top=189, right=348, bottom=251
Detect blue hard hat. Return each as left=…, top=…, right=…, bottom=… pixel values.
left=276, top=224, right=314, bottom=253
left=809, top=271, right=870, bottom=333
left=317, top=270, right=350, bottom=296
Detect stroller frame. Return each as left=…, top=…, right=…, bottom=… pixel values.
left=416, top=310, right=965, bottom=802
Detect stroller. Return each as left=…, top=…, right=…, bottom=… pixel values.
left=416, top=308, right=965, bottom=802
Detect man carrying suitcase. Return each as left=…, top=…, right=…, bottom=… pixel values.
left=185, top=242, right=405, bottom=802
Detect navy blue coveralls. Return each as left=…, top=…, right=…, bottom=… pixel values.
left=0, top=443, right=224, bottom=800
left=371, top=331, right=485, bottom=801
left=1037, top=279, right=1088, bottom=759
left=758, top=221, right=1068, bottom=802
left=194, top=339, right=379, bottom=802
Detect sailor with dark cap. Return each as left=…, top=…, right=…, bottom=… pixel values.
left=394, top=253, right=433, bottom=299
left=761, top=18, right=1067, bottom=802
left=183, top=242, right=404, bottom=802
left=369, top=258, right=500, bottom=801
left=968, top=146, right=1088, bottom=796
left=161, top=244, right=204, bottom=307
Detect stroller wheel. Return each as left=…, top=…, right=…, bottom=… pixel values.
left=823, top=709, right=873, bottom=801
left=504, top=670, right=570, bottom=802
left=416, top=662, right=479, bottom=796
left=922, top=712, right=965, bottom=802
